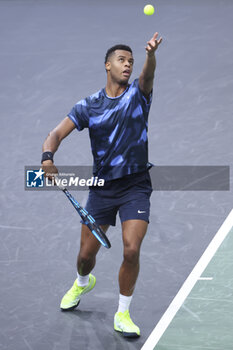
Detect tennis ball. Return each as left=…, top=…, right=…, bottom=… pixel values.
left=144, top=4, right=155, bottom=16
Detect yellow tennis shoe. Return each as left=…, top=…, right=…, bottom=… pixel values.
left=114, top=310, right=140, bottom=337
left=60, top=274, right=96, bottom=311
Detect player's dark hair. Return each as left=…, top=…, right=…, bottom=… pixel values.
left=105, top=44, right=133, bottom=64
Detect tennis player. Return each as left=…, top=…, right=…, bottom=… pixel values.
left=42, top=32, right=162, bottom=338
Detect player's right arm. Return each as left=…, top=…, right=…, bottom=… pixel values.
left=42, top=116, right=76, bottom=177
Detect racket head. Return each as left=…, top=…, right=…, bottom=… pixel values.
left=62, top=189, right=111, bottom=249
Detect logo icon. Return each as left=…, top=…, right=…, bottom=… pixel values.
left=138, top=210, right=146, bottom=214
left=26, top=169, right=45, bottom=188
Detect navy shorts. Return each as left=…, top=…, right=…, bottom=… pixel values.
left=83, top=170, right=153, bottom=226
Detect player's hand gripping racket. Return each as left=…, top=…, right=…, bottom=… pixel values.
left=56, top=178, right=111, bottom=249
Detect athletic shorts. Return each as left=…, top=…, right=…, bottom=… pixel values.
left=83, top=170, right=153, bottom=226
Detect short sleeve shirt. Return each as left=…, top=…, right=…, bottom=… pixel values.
left=68, top=79, right=152, bottom=181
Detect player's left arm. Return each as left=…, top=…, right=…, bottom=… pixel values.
left=139, top=32, right=162, bottom=98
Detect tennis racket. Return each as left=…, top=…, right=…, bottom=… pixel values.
left=57, top=181, right=111, bottom=249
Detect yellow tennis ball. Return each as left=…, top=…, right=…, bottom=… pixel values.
left=144, top=4, right=155, bottom=16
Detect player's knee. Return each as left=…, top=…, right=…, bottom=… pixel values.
left=78, top=251, right=96, bottom=266
left=123, top=246, right=139, bottom=264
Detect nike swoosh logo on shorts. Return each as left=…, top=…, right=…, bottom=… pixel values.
left=138, top=210, right=146, bottom=214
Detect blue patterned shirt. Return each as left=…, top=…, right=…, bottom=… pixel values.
left=68, top=79, right=153, bottom=181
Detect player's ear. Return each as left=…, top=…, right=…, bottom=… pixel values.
left=105, top=61, right=111, bottom=72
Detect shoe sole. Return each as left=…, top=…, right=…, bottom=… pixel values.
left=60, top=300, right=80, bottom=312
left=114, top=327, right=140, bottom=338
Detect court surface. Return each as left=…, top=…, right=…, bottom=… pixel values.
left=0, top=0, right=233, bottom=350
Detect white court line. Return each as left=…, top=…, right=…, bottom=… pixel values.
left=141, top=209, right=233, bottom=350
left=198, top=277, right=213, bottom=281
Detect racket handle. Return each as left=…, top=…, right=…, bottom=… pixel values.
left=54, top=175, right=66, bottom=191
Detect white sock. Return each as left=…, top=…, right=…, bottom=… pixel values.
left=117, top=294, right=133, bottom=313
left=76, top=272, right=89, bottom=287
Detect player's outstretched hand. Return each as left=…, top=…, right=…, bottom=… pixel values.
left=145, top=32, right=162, bottom=55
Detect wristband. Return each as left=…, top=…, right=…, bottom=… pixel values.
left=41, top=151, right=54, bottom=163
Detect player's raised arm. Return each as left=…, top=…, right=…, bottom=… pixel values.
left=139, top=32, right=162, bottom=97
left=41, top=116, right=76, bottom=176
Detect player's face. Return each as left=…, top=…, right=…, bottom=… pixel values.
left=106, top=50, right=134, bottom=85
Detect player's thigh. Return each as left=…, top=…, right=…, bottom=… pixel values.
left=121, top=219, right=148, bottom=251
left=79, top=224, right=109, bottom=256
